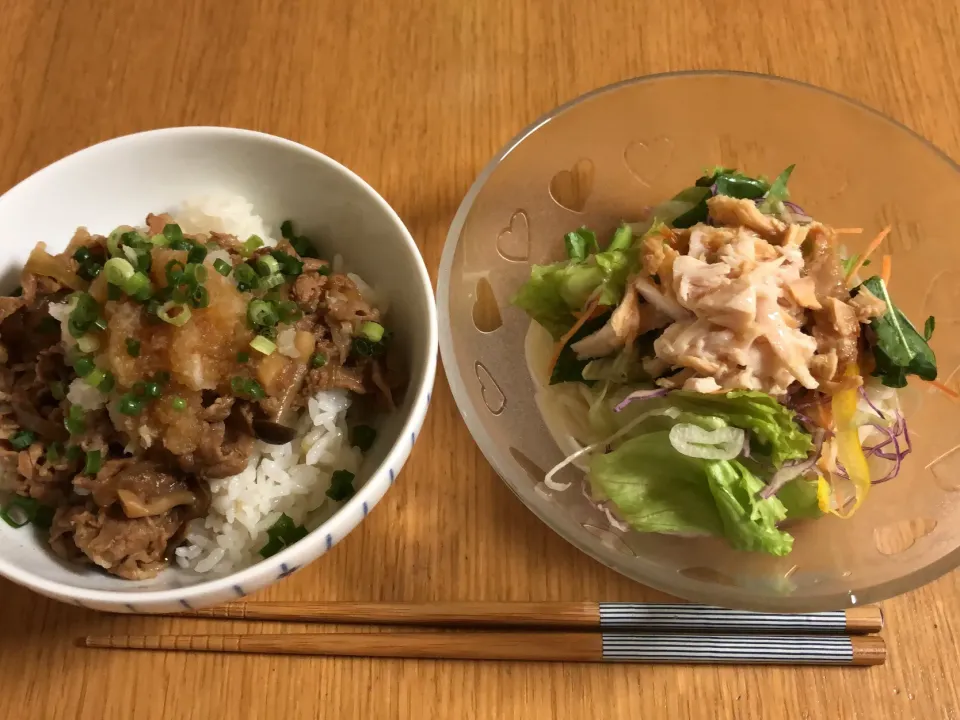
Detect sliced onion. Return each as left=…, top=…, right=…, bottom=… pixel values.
left=668, top=423, right=745, bottom=461
left=543, top=407, right=682, bottom=491
left=760, top=430, right=825, bottom=499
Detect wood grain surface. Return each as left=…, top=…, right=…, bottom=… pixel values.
left=2, top=0, right=960, bottom=718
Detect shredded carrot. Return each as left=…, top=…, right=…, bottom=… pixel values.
left=546, top=298, right=601, bottom=377
left=880, top=254, right=892, bottom=287
left=928, top=379, right=960, bottom=399
left=844, top=226, right=891, bottom=284
left=833, top=228, right=864, bottom=234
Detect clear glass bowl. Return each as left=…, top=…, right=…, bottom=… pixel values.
left=438, top=71, right=960, bottom=611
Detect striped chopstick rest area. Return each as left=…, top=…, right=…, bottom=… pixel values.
left=81, top=631, right=886, bottom=666
left=176, top=601, right=883, bottom=635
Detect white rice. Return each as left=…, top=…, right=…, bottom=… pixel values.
left=173, top=192, right=277, bottom=246
left=100, top=192, right=374, bottom=575
left=176, top=389, right=364, bottom=574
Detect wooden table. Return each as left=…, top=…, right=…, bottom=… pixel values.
left=2, top=1, right=960, bottom=717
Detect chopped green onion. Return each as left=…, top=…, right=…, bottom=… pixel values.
left=360, top=321, right=384, bottom=342
left=169, top=238, right=192, bottom=251
left=185, top=263, right=208, bottom=283
left=65, top=405, right=85, bottom=435
left=10, top=430, right=35, bottom=451
left=107, top=228, right=124, bottom=257
left=352, top=425, right=377, bottom=452
left=117, top=394, right=142, bottom=416
left=0, top=496, right=40, bottom=528
left=84, top=449, right=102, bottom=475
left=81, top=262, right=103, bottom=281
left=213, top=258, right=232, bottom=277
left=157, top=301, right=192, bottom=327
left=67, top=318, right=88, bottom=339
left=271, top=250, right=304, bottom=277
left=242, top=235, right=264, bottom=255
left=121, top=244, right=139, bottom=266
left=230, top=377, right=265, bottom=399
left=258, top=512, right=309, bottom=558
left=187, top=245, right=208, bottom=264
left=50, top=381, right=66, bottom=400
left=126, top=338, right=141, bottom=357
left=276, top=300, right=302, bottom=323
left=85, top=367, right=106, bottom=388
left=165, top=259, right=186, bottom=283
left=91, top=316, right=108, bottom=332
left=46, top=442, right=62, bottom=462
left=99, top=372, right=115, bottom=393
left=255, top=255, right=280, bottom=277
left=191, top=285, right=210, bottom=309
left=171, top=396, right=186, bottom=411
left=233, top=263, right=258, bottom=290
left=73, top=247, right=92, bottom=264
left=144, top=381, right=161, bottom=398
left=136, top=250, right=152, bottom=274
left=65, top=445, right=82, bottom=462
left=236, top=351, right=250, bottom=363
left=309, top=352, right=327, bottom=368
left=258, top=273, right=285, bottom=290
left=107, top=284, right=122, bottom=301
left=76, top=334, right=100, bottom=354
left=123, top=272, right=151, bottom=297
left=73, top=356, right=95, bottom=377
left=150, top=233, right=169, bottom=247
left=247, top=300, right=279, bottom=327
left=280, top=220, right=294, bottom=239
left=250, top=336, right=277, bottom=355
left=326, top=470, right=356, bottom=502
left=162, top=223, right=185, bottom=245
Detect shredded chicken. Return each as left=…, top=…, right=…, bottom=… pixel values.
left=707, top=195, right=787, bottom=239
left=571, top=280, right=669, bottom=359
left=653, top=225, right=820, bottom=394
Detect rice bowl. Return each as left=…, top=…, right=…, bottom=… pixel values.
left=0, top=127, right=437, bottom=612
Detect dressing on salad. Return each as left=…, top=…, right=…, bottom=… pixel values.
left=514, top=165, right=939, bottom=556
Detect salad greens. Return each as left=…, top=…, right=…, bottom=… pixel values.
left=860, top=276, right=937, bottom=388
left=590, top=430, right=800, bottom=555
left=511, top=238, right=636, bottom=338
left=512, top=163, right=934, bottom=558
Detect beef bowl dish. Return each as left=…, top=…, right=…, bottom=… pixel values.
left=0, top=128, right=437, bottom=612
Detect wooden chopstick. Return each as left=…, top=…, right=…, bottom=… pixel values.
left=80, top=631, right=886, bottom=666
left=172, top=601, right=883, bottom=635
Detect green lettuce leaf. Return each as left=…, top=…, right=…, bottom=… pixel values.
left=590, top=431, right=793, bottom=555
left=703, top=461, right=792, bottom=555
left=668, top=390, right=812, bottom=466
left=511, top=247, right=634, bottom=339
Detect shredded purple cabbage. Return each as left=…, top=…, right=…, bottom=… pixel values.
left=614, top=388, right=671, bottom=413
left=834, top=412, right=911, bottom=485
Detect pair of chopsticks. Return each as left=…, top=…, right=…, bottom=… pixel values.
left=80, top=601, right=886, bottom=666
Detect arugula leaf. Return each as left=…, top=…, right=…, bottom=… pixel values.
left=549, top=311, right=611, bottom=385
left=563, top=227, right=599, bottom=261
left=860, top=276, right=937, bottom=388
left=924, top=315, right=936, bottom=341
left=841, top=255, right=871, bottom=274
left=757, top=164, right=795, bottom=214
left=670, top=169, right=772, bottom=229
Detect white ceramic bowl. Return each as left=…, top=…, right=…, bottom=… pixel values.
left=0, top=127, right=437, bottom=612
